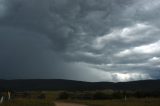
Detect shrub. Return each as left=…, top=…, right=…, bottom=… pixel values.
left=93, top=92, right=108, bottom=100
left=37, top=93, right=46, bottom=99
left=58, top=92, right=69, bottom=99
left=112, top=91, right=123, bottom=99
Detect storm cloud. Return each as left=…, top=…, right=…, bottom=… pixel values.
left=0, top=0, right=160, bottom=82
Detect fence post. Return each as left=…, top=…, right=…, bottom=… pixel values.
left=124, top=95, right=127, bottom=102
left=8, top=91, right=11, bottom=100
left=0, top=96, right=4, bottom=104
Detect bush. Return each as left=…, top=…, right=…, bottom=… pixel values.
left=93, top=92, right=108, bottom=100
left=37, top=93, right=46, bottom=99
left=77, top=92, right=93, bottom=100
left=112, top=91, right=123, bottom=99
left=58, top=92, right=69, bottom=99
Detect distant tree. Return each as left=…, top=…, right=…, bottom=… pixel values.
left=93, top=92, right=108, bottom=99
left=37, top=93, right=46, bottom=99
left=83, top=92, right=93, bottom=99
left=112, top=91, right=123, bottom=99
left=58, top=92, right=69, bottom=99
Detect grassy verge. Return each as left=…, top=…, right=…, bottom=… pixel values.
left=0, top=98, right=55, bottom=106
left=63, top=98, right=160, bottom=106
left=1, top=91, right=160, bottom=106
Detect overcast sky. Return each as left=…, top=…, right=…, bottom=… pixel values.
left=0, top=0, right=160, bottom=82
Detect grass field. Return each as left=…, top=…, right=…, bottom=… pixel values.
left=1, top=98, right=160, bottom=106
left=0, top=98, right=55, bottom=106
left=64, top=98, right=160, bottom=106
left=0, top=91, right=160, bottom=106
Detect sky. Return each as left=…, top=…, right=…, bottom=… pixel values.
left=0, top=0, right=160, bottom=82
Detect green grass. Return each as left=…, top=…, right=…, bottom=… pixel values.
left=45, top=91, right=60, bottom=100
left=1, top=91, right=160, bottom=106
left=0, top=98, right=55, bottom=106
left=65, top=98, right=160, bottom=106
left=1, top=98, right=160, bottom=106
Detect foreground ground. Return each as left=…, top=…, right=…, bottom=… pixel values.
left=0, top=98, right=160, bottom=106
left=0, top=91, right=160, bottom=106
left=0, top=98, right=55, bottom=106
left=55, top=102, right=87, bottom=106
left=64, top=98, right=160, bottom=106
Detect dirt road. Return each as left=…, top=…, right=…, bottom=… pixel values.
left=55, top=102, right=87, bottom=106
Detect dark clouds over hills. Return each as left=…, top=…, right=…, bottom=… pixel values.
left=0, top=0, right=160, bottom=82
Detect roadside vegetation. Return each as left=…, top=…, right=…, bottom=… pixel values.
left=57, top=90, right=160, bottom=106
left=0, top=98, right=54, bottom=106
left=57, top=90, right=160, bottom=100
left=66, top=98, right=160, bottom=106
left=0, top=90, right=160, bottom=106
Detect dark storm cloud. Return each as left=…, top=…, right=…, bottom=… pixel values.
left=0, top=0, right=160, bottom=82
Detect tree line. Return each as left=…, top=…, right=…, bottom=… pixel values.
left=58, top=90, right=160, bottom=100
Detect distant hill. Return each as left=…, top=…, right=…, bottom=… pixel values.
left=0, top=79, right=160, bottom=91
